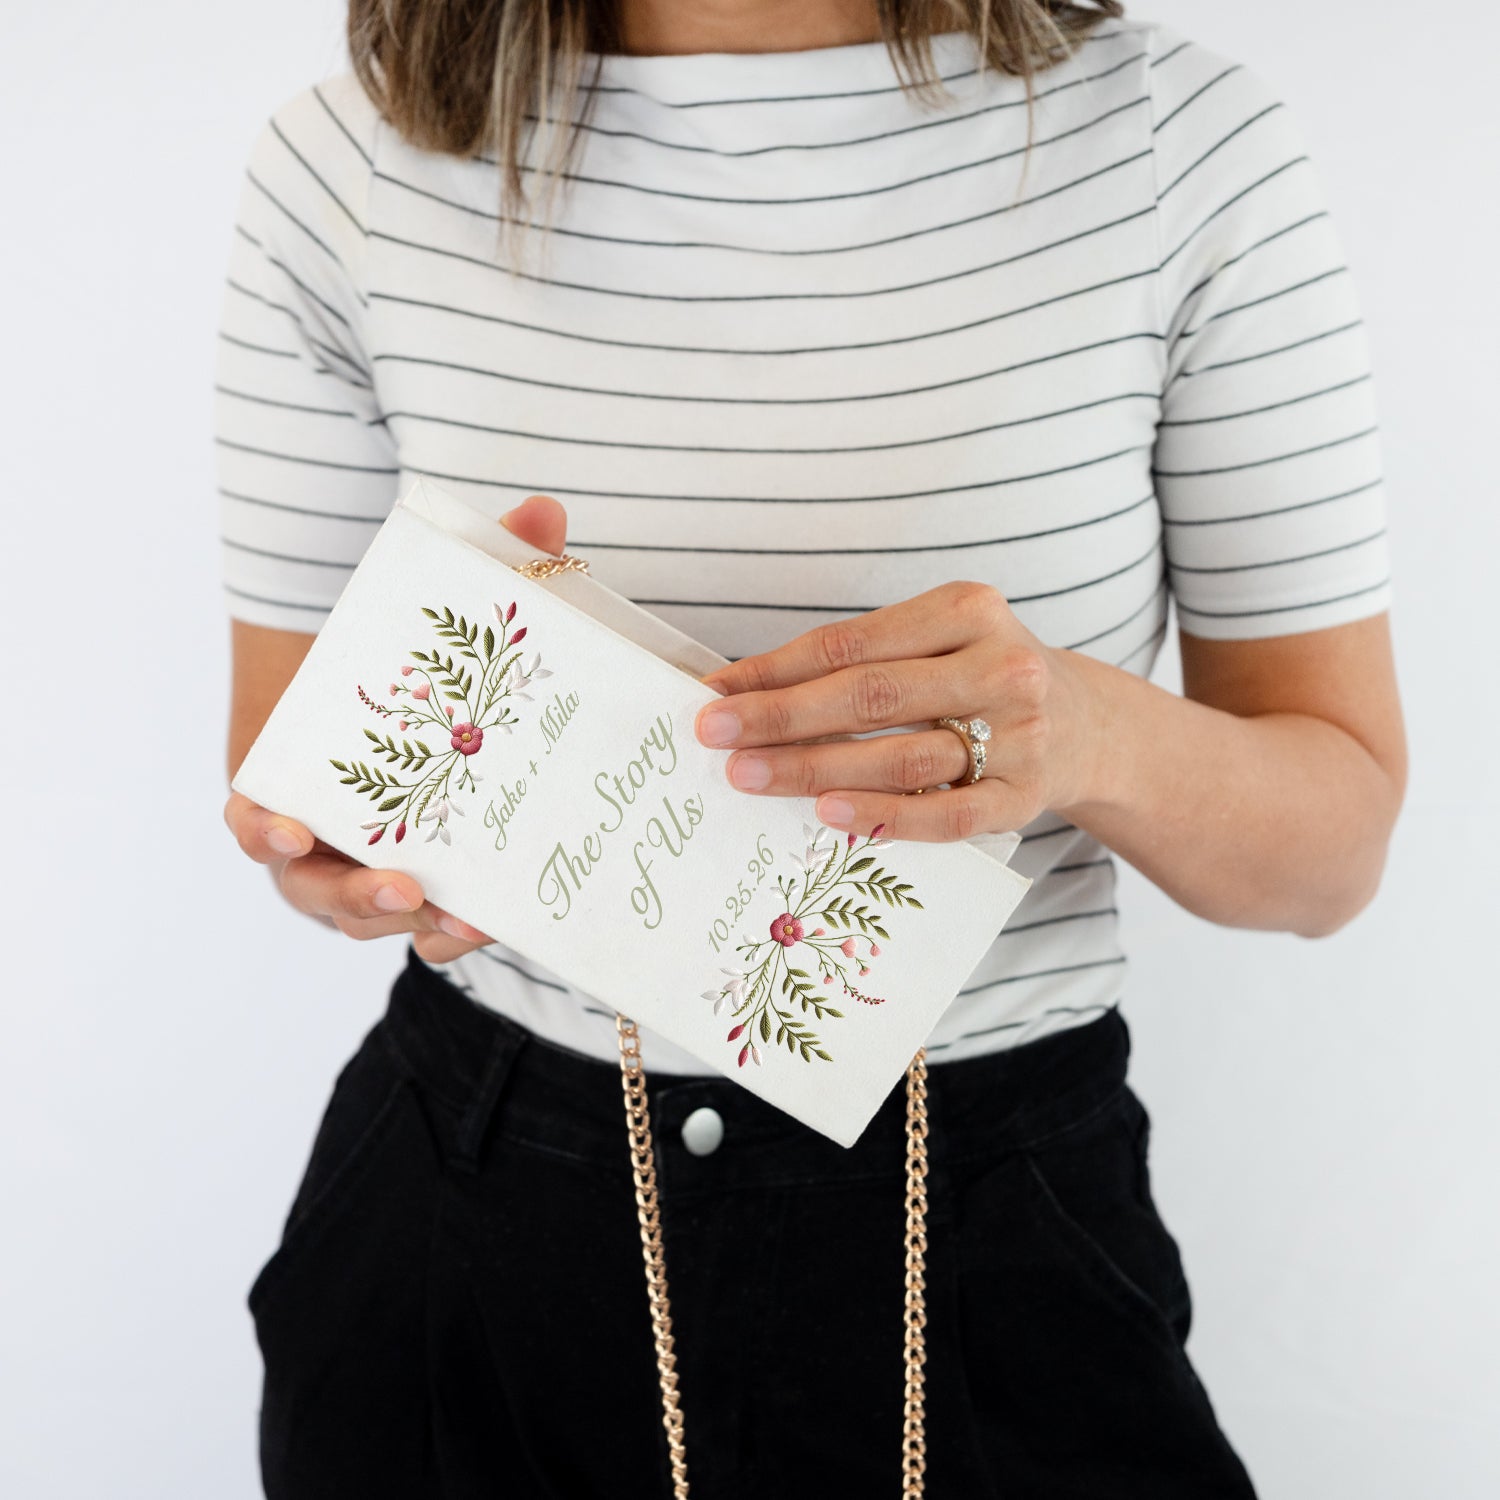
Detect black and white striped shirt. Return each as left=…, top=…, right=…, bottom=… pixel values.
left=215, top=16, right=1394, bottom=1070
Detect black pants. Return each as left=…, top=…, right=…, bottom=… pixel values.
left=249, top=945, right=1258, bottom=1499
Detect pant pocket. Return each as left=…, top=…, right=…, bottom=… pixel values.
left=251, top=1032, right=447, bottom=1500
left=246, top=1021, right=409, bottom=1324
left=1022, top=1085, right=1193, bottom=1349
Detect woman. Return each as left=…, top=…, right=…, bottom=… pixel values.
left=219, top=1, right=1406, bottom=1495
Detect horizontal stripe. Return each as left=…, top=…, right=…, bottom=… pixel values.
left=215, top=436, right=396, bottom=473
left=523, top=47, right=1149, bottom=159
left=1182, top=319, right=1362, bottom=377
left=405, top=441, right=1149, bottom=503
left=1154, top=425, right=1376, bottom=477
left=1169, top=527, right=1386, bottom=575
left=219, top=486, right=385, bottom=523
left=220, top=536, right=356, bottom=568
left=213, top=383, right=357, bottom=418
left=223, top=583, right=330, bottom=613
left=377, top=337, right=1164, bottom=406
left=571, top=493, right=1157, bottom=555
left=1063, top=579, right=1167, bottom=651
left=369, top=269, right=1155, bottom=355
left=1156, top=374, right=1369, bottom=426
left=958, top=956, right=1125, bottom=997
left=1178, top=265, right=1347, bottom=339
left=1175, top=577, right=1391, bottom=620
left=371, top=205, right=1154, bottom=307
left=1160, top=477, right=1381, bottom=528
left=383, top=390, right=1158, bottom=456
left=507, top=94, right=1149, bottom=206
left=926, top=1001, right=1120, bottom=1052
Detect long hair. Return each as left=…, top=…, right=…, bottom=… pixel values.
left=348, top=0, right=1124, bottom=261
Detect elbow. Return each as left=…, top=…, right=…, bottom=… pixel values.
left=1290, top=774, right=1406, bottom=940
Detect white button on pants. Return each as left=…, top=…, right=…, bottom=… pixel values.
left=680, top=1106, right=725, bottom=1157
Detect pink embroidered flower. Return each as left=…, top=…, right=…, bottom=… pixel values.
left=848, top=832, right=857, bottom=848
left=451, top=722, right=484, bottom=755
left=367, top=827, right=384, bottom=845
left=398, top=719, right=409, bottom=731
left=812, top=927, right=826, bottom=937
left=859, top=965, right=871, bottom=977
left=822, top=974, right=834, bottom=985
left=770, top=913, right=803, bottom=947
left=841, top=938, right=857, bottom=957
left=394, top=822, right=407, bottom=843
left=401, top=664, right=414, bottom=676
left=505, top=601, right=517, bottom=623
left=870, top=823, right=886, bottom=839
left=738, top=1043, right=751, bottom=1068
left=868, top=942, right=881, bottom=957
left=510, top=626, right=528, bottom=645
left=411, top=682, right=431, bottom=701
left=389, top=682, right=400, bottom=695
left=445, top=704, right=455, bottom=719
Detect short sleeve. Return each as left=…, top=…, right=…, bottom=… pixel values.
left=1147, top=29, right=1394, bottom=640
left=212, top=74, right=399, bottom=632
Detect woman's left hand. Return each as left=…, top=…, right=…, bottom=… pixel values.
left=694, top=581, right=1104, bottom=842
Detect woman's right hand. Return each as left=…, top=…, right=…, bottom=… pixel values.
left=223, top=493, right=570, bottom=966
left=223, top=795, right=499, bottom=964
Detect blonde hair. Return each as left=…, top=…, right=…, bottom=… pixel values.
left=348, top=0, right=1124, bottom=261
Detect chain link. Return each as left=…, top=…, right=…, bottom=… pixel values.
left=616, top=1015, right=929, bottom=1499
left=511, top=553, right=591, bottom=580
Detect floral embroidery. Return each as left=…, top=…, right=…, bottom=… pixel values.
left=702, top=823, right=922, bottom=1068
left=330, top=601, right=549, bottom=846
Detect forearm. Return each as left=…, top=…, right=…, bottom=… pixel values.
left=1050, top=648, right=1402, bottom=938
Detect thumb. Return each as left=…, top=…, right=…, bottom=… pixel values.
left=500, top=493, right=568, bottom=557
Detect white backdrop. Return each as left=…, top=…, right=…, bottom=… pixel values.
left=2, top=3, right=1494, bottom=1495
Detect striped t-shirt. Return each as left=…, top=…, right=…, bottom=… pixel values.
left=215, top=16, right=1394, bottom=1072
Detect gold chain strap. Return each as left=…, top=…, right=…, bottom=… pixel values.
left=902, top=1048, right=930, bottom=1496
left=616, top=1015, right=691, bottom=1499
left=615, top=1016, right=929, bottom=1498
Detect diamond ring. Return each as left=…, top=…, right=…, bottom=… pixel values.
left=933, top=716, right=992, bottom=786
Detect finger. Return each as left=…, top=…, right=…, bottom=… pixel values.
left=696, top=651, right=984, bottom=750
left=224, top=790, right=314, bottom=863
left=724, top=728, right=970, bottom=797
left=500, top=493, right=568, bottom=557
left=277, top=850, right=429, bottom=924
left=323, top=900, right=494, bottom=946
left=700, top=581, right=1007, bottom=697
left=812, top=778, right=1029, bottom=844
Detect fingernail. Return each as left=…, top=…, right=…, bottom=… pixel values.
left=267, top=826, right=302, bottom=856
left=729, top=754, right=770, bottom=791
left=698, top=710, right=740, bottom=747
left=817, top=796, right=855, bottom=829
left=374, top=884, right=414, bottom=912
left=438, top=913, right=471, bottom=939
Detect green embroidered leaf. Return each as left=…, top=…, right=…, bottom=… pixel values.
left=759, top=1011, right=771, bottom=1042
left=846, top=856, right=874, bottom=874
left=330, top=759, right=348, bottom=771
left=483, top=625, right=494, bottom=658
left=377, top=795, right=404, bottom=812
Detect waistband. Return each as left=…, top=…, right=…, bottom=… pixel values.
left=380, top=944, right=1131, bottom=1185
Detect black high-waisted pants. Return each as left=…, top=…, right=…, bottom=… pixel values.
left=248, top=944, right=1259, bottom=1499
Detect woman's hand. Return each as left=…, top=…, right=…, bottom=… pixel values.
left=693, top=581, right=1104, bottom=843
left=223, top=494, right=571, bottom=961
